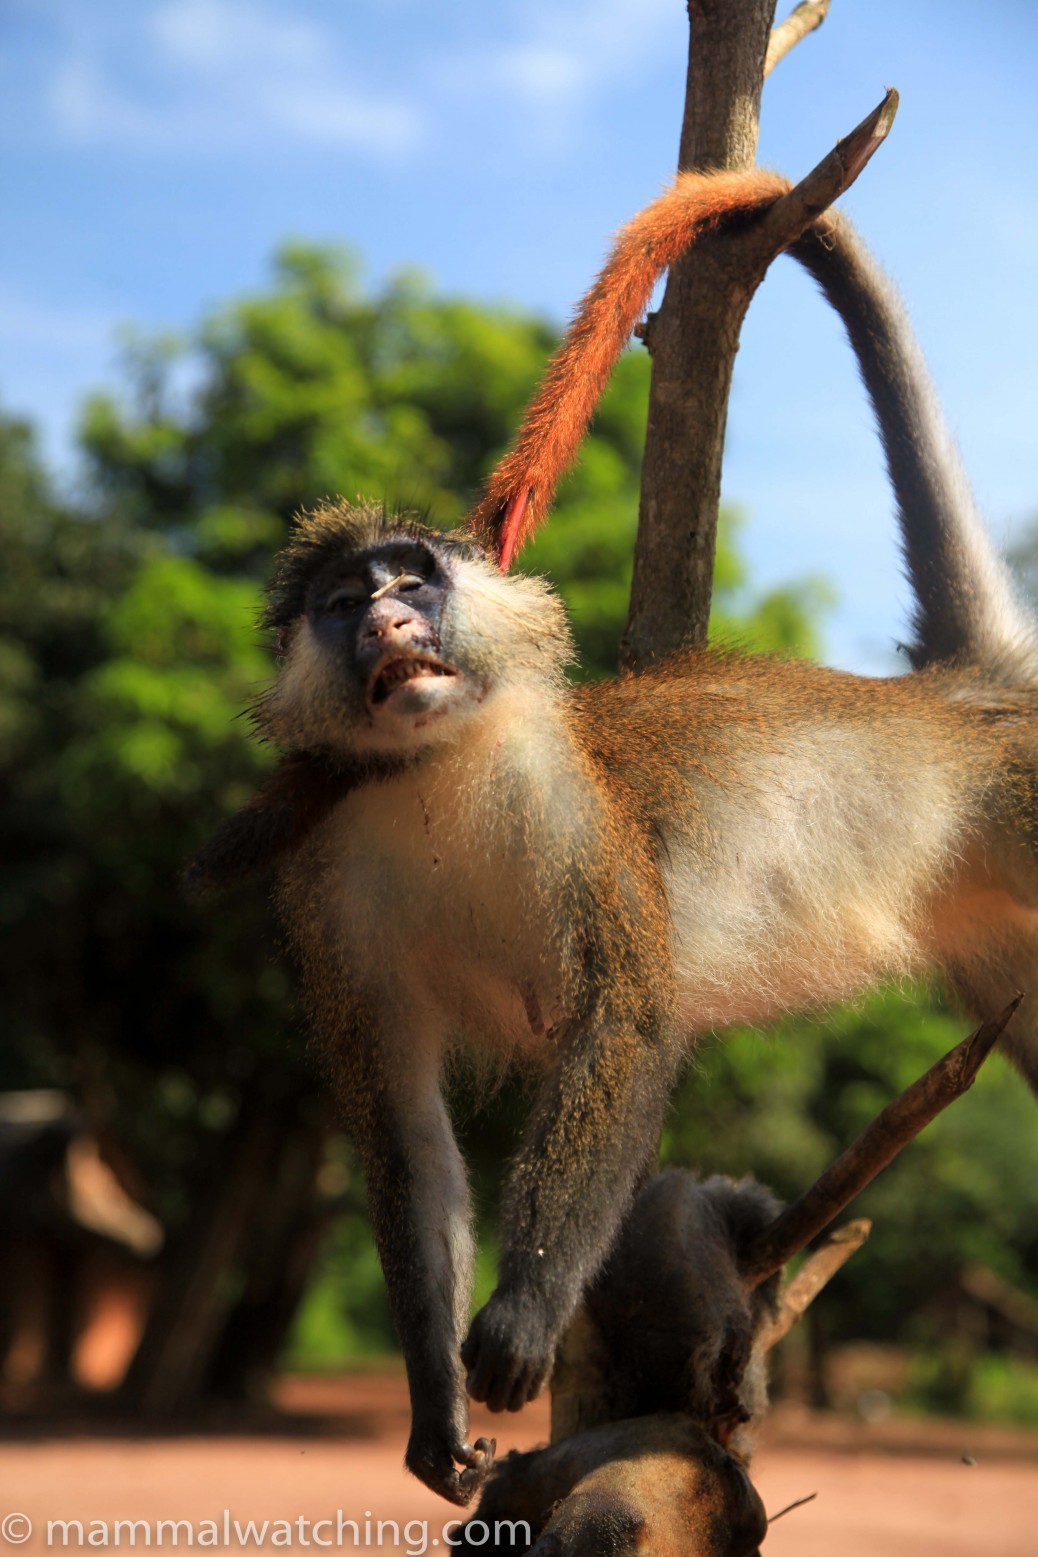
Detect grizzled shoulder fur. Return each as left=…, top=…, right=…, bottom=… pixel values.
left=183, top=747, right=408, bottom=897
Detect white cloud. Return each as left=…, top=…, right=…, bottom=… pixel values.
left=50, top=58, right=157, bottom=143
left=42, top=0, right=422, bottom=159
left=265, top=83, right=419, bottom=157
left=442, top=0, right=677, bottom=118
left=153, top=0, right=325, bottom=72
left=498, top=44, right=587, bottom=105
left=21, top=0, right=677, bottom=164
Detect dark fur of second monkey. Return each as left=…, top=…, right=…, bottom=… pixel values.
left=461, top=1173, right=779, bottom=1556
left=587, top=1170, right=782, bottom=1428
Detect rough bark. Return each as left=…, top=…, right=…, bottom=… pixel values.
left=621, top=0, right=778, bottom=667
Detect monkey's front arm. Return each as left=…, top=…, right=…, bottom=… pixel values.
left=463, top=903, right=678, bottom=1414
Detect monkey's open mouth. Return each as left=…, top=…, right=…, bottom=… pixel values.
left=369, top=657, right=457, bottom=705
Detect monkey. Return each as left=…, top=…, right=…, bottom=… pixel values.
left=583, top=1170, right=782, bottom=1438
left=458, top=1170, right=782, bottom=1555
left=188, top=167, right=1038, bottom=1505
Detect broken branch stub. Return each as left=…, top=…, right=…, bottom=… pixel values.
left=740, top=1000, right=1019, bottom=1289
left=744, top=88, right=899, bottom=269
left=757, top=1219, right=871, bottom=1350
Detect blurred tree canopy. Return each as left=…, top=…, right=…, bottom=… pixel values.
left=2, top=245, right=1036, bottom=1415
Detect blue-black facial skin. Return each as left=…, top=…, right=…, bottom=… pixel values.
left=306, top=540, right=452, bottom=691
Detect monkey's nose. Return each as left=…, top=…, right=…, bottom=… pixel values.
left=366, top=614, right=423, bottom=642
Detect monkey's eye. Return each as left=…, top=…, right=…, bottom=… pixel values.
left=323, top=579, right=367, bottom=613
left=367, top=568, right=432, bottom=601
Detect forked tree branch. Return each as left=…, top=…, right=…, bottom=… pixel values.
left=745, top=89, right=898, bottom=264
left=757, top=1219, right=870, bottom=1349
left=741, top=1000, right=1020, bottom=1288
left=764, top=0, right=831, bottom=77
left=623, top=77, right=896, bottom=667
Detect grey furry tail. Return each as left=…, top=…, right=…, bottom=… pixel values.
left=790, top=218, right=1038, bottom=684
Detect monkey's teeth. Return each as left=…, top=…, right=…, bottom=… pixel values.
left=372, top=658, right=454, bottom=703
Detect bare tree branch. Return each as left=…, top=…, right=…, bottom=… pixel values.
left=549, top=1306, right=610, bottom=1444
left=960, top=1263, right=1038, bottom=1334
left=741, top=1000, right=1020, bottom=1287
left=745, top=89, right=898, bottom=263
left=622, top=0, right=777, bottom=669
left=757, top=1219, right=871, bottom=1349
left=764, top=0, right=831, bottom=77
left=768, top=1491, right=819, bottom=1523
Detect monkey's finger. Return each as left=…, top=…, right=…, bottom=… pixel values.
left=467, top=1361, right=513, bottom=1414
left=468, top=1351, right=541, bottom=1413
left=460, top=1332, right=496, bottom=1406
left=408, top=1461, right=473, bottom=1508
left=505, top=1366, right=544, bottom=1414
left=460, top=1437, right=495, bottom=1474
left=504, top=1377, right=528, bottom=1414
left=470, top=1435, right=497, bottom=1465
left=468, top=1349, right=521, bottom=1413
left=457, top=1437, right=495, bottom=1500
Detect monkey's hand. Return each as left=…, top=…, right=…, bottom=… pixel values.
left=461, top=1290, right=558, bottom=1414
left=406, top=1416, right=496, bottom=1507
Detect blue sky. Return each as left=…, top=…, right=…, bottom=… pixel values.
left=2, top=0, right=1036, bottom=671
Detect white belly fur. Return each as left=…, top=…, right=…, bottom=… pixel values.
left=309, top=709, right=581, bottom=1060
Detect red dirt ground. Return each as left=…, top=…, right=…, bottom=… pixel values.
left=2, top=1373, right=1036, bottom=1556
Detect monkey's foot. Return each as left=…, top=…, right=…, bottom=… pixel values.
left=462, top=1295, right=555, bottom=1414
left=406, top=1425, right=496, bottom=1507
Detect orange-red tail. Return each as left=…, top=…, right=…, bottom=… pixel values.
left=465, top=167, right=791, bottom=570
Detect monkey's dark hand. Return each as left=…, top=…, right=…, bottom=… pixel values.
left=461, top=1292, right=557, bottom=1414
left=406, top=1416, right=496, bottom=1507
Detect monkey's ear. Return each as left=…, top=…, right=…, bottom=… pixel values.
left=497, top=489, right=532, bottom=573
left=182, top=753, right=346, bottom=899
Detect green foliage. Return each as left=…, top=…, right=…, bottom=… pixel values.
left=665, top=987, right=1038, bottom=1354
left=904, top=1349, right=1038, bottom=1424
left=80, top=244, right=825, bottom=678
left=288, top=1200, right=502, bottom=1371
left=290, top=1210, right=398, bottom=1367
left=80, top=246, right=556, bottom=555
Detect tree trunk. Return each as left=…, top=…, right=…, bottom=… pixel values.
left=119, top=1080, right=330, bottom=1416
left=621, top=0, right=777, bottom=668
left=205, top=1100, right=334, bottom=1402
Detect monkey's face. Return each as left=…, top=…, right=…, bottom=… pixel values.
left=260, top=508, right=573, bottom=757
